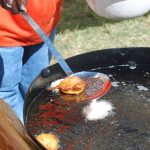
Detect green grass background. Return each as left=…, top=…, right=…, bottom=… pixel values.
left=54, top=0, right=150, bottom=61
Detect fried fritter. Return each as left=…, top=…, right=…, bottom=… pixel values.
left=59, top=76, right=86, bottom=95
left=36, top=133, right=59, bottom=150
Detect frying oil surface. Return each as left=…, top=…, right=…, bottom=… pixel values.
left=27, top=66, right=150, bottom=150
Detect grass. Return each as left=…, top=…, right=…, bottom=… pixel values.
left=54, top=0, right=150, bottom=61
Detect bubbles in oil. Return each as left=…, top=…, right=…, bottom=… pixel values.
left=137, top=85, right=149, bottom=91
left=112, top=81, right=120, bottom=87
left=128, top=61, right=137, bottom=69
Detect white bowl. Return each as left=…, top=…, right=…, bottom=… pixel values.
left=86, top=0, right=150, bottom=19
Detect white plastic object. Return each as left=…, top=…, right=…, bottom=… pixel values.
left=86, top=0, right=150, bottom=19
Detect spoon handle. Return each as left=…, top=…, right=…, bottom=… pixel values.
left=21, top=12, right=73, bottom=76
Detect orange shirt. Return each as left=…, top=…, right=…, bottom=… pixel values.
left=0, top=0, right=62, bottom=46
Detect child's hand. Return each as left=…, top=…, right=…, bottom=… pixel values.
left=0, top=0, right=27, bottom=14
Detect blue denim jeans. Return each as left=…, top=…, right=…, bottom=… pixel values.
left=0, top=29, right=56, bottom=122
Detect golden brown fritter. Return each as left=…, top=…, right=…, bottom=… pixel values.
left=36, top=133, right=59, bottom=150
left=59, top=76, right=86, bottom=95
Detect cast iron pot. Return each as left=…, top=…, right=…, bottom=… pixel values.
left=24, top=47, right=150, bottom=150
